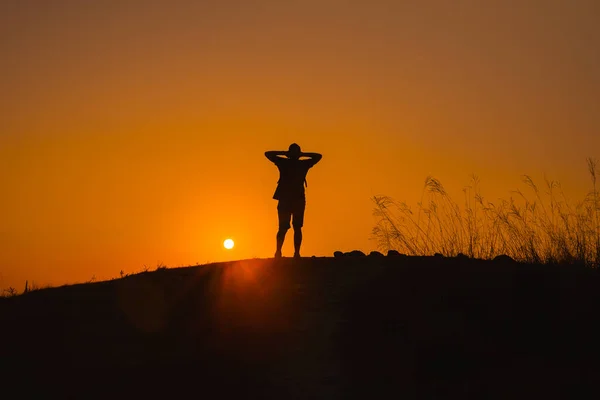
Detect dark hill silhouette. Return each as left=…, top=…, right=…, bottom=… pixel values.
left=2, top=256, right=600, bottom=398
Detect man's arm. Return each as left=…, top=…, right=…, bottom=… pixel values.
left=265, top=150, right=287, bottom=163
left=301, top=152, right=322, bottom=166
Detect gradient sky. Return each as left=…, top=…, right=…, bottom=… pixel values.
left=1, top=0, right=599, bottom=289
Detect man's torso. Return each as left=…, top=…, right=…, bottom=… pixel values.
left=273, top=159, right=313, bottom=201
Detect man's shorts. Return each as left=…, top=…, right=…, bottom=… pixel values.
left=277, top=198, right=306, bottom=230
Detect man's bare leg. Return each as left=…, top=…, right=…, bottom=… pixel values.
left=275, top=228, right=287, bottom=258
left=293, top=227, right=302, bottom=258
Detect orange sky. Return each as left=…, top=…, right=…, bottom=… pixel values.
left=1, top=0, right=599, bottom=289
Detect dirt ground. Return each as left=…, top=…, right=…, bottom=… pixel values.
left=2, top=256, right=600, bottom=398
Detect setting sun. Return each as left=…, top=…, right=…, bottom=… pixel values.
left=224, top=239, right=235, bottom=250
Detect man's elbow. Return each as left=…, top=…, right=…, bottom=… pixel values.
left=265, top=151, right=280, bottom=162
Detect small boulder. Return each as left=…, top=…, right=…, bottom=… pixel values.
left=493, top=254, right=515, bottom=263
left=456, top=253, right=469, bottom=260
left=434, top=253, right=444, bottom=258
left=369, top=251, right=384, bottom=257
left=345, top=250, right=366, bottom=257
left=387, top=249, right=401, bottom=257
left=333, top=251, right=344, bottom=258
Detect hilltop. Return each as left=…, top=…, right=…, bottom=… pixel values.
left=2, top=255, right=600, bottom=398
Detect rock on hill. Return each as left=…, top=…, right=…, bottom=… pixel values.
left=1, top=256, right=600, bottom=399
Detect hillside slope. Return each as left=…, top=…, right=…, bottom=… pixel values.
left=2, top=256, right=600, bottom=398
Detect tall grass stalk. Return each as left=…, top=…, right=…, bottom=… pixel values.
left=372, top=159, right=600, bottom=267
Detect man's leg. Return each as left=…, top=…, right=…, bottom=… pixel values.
left=276, top=201, right=291, bottom=258
left=293, top=228, right=302, bottom=257
left=275, top=229, right=287, bottom=258
left=292, top=199, right=306, bottom=258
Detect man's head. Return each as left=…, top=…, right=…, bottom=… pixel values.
left=287, top=143, right=301, bottom=160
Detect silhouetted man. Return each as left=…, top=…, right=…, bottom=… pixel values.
left=265, top=143, right=322, bottom=258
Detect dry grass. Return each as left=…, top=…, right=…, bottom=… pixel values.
left=372, top=158, right=600, bottom=267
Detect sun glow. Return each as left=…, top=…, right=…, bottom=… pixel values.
left=224, top=238, right=235, bottom=250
